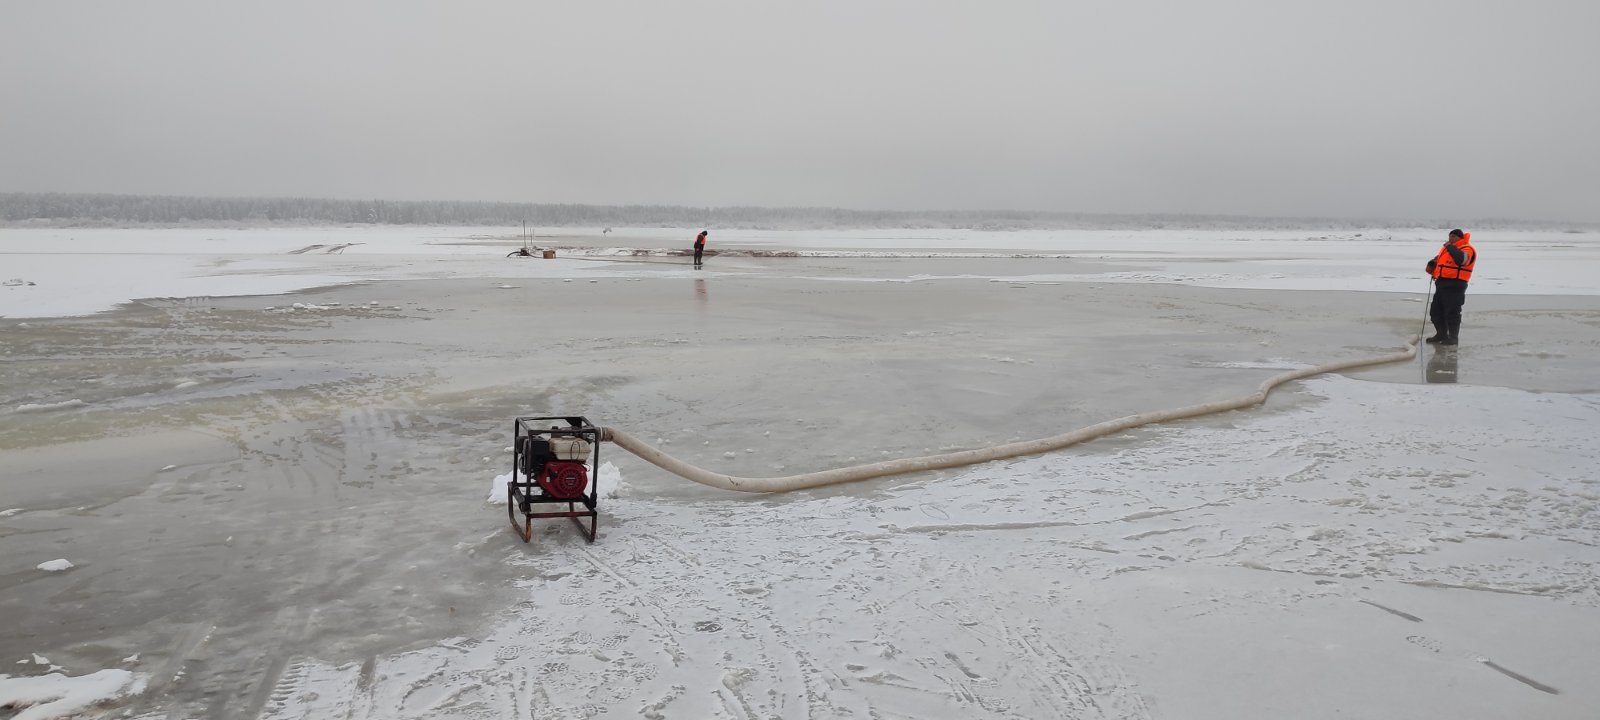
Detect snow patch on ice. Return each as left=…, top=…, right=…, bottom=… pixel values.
left=0, top=669, right=147, bottom=720
left=13, top=400, right=86, bottom=414
left=35, top=559, right=73, bottom=572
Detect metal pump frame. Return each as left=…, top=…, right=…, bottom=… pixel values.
left=509, top=416, right=600, bottom=543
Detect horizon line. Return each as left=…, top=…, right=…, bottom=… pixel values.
left=1, top=190, right=1594, bottom=229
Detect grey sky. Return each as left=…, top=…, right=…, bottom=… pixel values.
left=3, top=1, right=1597, bottom=222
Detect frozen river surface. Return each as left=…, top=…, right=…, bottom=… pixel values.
left=2, top=226, right=1600, bottom=719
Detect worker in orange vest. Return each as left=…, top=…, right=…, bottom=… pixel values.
left=693, top=230, right=708, bottom=268
left=1424, top=229, right=1477, bottom=346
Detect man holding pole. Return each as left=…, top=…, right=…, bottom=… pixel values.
left=1425, top=229, right=1477, bottom=346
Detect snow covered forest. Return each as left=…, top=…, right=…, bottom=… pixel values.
left=3, top=193, right=1586, bottom=232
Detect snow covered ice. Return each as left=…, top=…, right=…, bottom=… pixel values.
left=0, top=668, right=145, bottom=720
left=2, top=225, right=1600, bottom=719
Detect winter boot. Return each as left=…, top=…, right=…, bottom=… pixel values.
left=1439, top=320, right=1460, bottom=346
left=1425, top=324, right=1447, bottom=344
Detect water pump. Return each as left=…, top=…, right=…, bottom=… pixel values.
left=508, top=416, right=600, bottom=543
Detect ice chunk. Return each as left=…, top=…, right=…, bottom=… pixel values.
left=36, top=559, right=73, bottom=572
left=595, top=461, right=625, bottom=499
left=486, top=472, right=512, bottom=504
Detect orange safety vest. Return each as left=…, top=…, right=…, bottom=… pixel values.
left=1430, top=234, right=1475, bottom=281
left=695, top=233, right=706, bottom=247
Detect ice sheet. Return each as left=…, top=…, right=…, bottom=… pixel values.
left=2, top=225, right=1598, bottom=718
left=266, top=376, right=1600, bottom=720
left=3, top=226, right=1596, bottom=318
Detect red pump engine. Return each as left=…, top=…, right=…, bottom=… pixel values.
left=537, top=459, right=588, bottom=499
left=518, top=433, right=592, bottom=500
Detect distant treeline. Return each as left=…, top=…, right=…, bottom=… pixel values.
left=0, top=192, right=1586, bottom=231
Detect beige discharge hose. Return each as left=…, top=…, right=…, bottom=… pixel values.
left=599, top=337, right=1421, bottom=493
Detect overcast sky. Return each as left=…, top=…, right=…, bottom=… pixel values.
left=2, top=1, right=1596, bottom=221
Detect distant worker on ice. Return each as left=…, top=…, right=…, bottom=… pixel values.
left=693, top=230, right=708, bottom=268
left=1424, top=229, right=1477, bottom=346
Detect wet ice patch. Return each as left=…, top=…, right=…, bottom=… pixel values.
left=0, top=669, right=147, bottom=720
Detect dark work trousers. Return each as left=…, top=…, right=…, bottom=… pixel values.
left=1430, top=278, right=1468, bottom=334
left=694, top=245, right=704, bottom=266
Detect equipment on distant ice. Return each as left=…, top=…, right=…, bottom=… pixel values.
left=507, top=416, right=600, bottom=543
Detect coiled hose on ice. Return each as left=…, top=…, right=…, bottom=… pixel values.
left=600, top=335, right=1423, bottom=493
